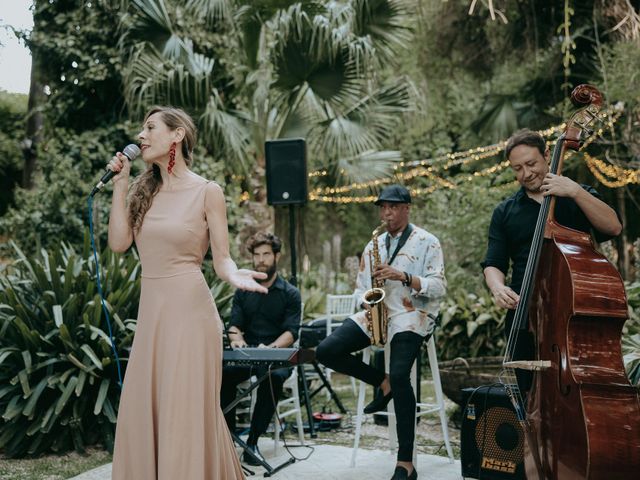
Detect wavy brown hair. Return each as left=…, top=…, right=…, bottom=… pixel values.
left=128, top=106, right=198, bottom=233
left=246, top=232, right=282, bottom=254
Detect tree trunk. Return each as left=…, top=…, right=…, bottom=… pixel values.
left=22, top=11, right=44, bottom=189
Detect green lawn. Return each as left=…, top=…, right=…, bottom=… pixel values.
left=0, top=447, right=111, bottom=480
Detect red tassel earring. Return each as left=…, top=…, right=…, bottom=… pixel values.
left=168, top=142, right=176, bottom=174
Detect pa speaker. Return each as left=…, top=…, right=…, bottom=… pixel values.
left=461, top=385, right=525, bottom=480
left=265, top=138, right=307, bottom=205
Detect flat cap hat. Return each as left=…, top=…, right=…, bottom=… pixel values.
left=374, top=184, right=411, bottom=205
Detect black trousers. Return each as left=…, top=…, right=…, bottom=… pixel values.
left=220, top=364, right=292, bottom=445
left=316, top=318, right=427, bottom=462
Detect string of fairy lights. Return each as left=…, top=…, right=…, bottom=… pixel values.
left=232, top=106, right=637, bottom=203
left=584, top=153, right=640, bottom=188
left=306, top=104, right=639, bottom=204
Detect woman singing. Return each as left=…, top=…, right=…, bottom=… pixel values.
left=108, top=106, right=266, bottom=479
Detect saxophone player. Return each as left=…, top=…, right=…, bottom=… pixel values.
left=316, top=184, right=446, bottom=480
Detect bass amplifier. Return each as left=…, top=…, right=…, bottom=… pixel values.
left=461, top=385, right=525, bottom=480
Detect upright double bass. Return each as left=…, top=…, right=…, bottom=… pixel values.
left=503, top=85, right=640, bottom=479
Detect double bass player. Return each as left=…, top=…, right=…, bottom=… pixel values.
left=482, top=128, right=621, bottom=391
left=483, top=85, right=639, bottom=480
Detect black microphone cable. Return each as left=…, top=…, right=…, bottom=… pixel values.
left=267, top=364, right=315, bottom=462
left=87, top=194, right=123, bottom=388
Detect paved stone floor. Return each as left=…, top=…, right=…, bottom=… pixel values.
left=70, top=440, right=461, bottom=479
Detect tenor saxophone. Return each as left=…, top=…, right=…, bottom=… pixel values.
left=362, top=221, right=389, bottom=346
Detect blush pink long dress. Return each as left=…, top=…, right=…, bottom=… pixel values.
left=111, top=179, right=245, bottom=480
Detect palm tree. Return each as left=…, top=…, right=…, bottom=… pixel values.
left=118, top=0, right=415, bottom=190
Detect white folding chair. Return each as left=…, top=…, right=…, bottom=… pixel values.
left=273, top=303, right=306, bottom=452
left=325, top=294, right=358, bottom=396
left=234, top=377, right=257, bottom=431
left=350, top=334, right=454, bottom=467
left=273, top=367, right=305, bottom=453
left=326, top=294, right=358, bottom=335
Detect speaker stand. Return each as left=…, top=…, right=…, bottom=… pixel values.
left=289, top=205, right=298, bottom=287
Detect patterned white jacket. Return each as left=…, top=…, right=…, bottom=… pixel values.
left=352, top=224, right=446, bottom=341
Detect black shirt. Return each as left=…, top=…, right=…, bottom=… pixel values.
left=481, top=185, right=616, bottom=294
left=229, top=275, right=301, bottom=346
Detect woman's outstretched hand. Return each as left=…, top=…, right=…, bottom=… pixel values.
left=229, top=269, right=268, bottom=294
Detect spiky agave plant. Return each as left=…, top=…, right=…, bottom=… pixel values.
left=0, top=234, right=140, bottom=456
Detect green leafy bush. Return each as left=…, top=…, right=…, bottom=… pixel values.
left=0, top=91, right=27, bottom=216
left=623, top=281, right=640, bottom=386
left=0, top=123, right=133, bottom=256
left=623, top=333, right=640, bottom=386
left=413, top=181, right=517, bottom=295
left=436, top=290, right=506, bottom=361
left=626, top=281, right=640, bottom=323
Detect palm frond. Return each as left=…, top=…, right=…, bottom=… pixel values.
left=244, top=67, right=274, bottom=136
left=342, top=81, right=412, bottom=144
left=199, top=91, right=253, bottom=174
left=116, top=0, right=414, bottom=182
left=186, top=0, right=234, bottom=23
left=276, top=108, right=311, bottom=140
left=236, top=9, right=263, bottom=69
left=234, top=0, right=326, bottom=68
left=317, top=116, right=381, bottom=159
left=271, top=7, right=363, bottom=110
left=475, top=107, right=518, bottom=143
left=120, top=0, right=175, bottom=53
left=471, top=94, right=523, bottom=142
left=131, top=0, right=172, bottom=30
left=123, top=47, right=216, bottom=115
left=304, top=78, right=411, bottom=183
left=271, top=5, right=324, bottom=64
left=336, top=149, right=404, bottom=183
left=348, top=0, right=413, bottom=65
left=302, top=80, right=411, bottom=154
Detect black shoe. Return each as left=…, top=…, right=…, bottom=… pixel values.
left=242, top=444, right=266, bottom=467
left=364, top=390, right=393, bottom=414
left=390, top=466, right=417, bottom=480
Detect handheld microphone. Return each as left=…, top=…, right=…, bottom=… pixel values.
left=90, top=144, right=141, bottom=196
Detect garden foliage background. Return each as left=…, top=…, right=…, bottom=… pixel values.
left=1, top=0, right=639, bottom=457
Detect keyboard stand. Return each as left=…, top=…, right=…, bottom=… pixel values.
left=296, top=363, right=316, bottom=438
left=231, top=431, right=295, bottom=477
left=223, top=367, right=298, bottom=476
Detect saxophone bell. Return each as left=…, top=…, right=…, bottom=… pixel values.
left=362, top=287, right=386, bottom=306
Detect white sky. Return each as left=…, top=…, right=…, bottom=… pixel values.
left=0, top=0, right=34, bottom=94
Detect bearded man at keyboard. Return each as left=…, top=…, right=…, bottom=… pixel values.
left=221, top=232, right=302, bottom=466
